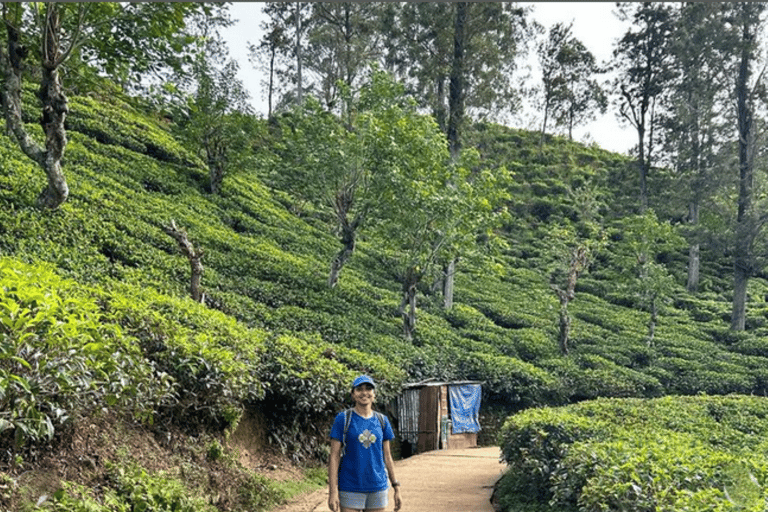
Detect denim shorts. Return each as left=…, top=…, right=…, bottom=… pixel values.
left=338, top=489, right=388, bottom=510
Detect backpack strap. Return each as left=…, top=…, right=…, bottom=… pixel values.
left=374, top=411, right=386, bottom=433
left=340, top=409, right=387, bottom=459
left=340, top=408, right=353, bottom=459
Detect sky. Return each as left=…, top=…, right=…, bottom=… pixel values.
left=221, top=2, right=636, bottom=155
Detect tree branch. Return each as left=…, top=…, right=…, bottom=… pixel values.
left=163, top=219, right=205, bottom=303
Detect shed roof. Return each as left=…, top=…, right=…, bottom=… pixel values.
left=402, top=378, right=482, bottom=389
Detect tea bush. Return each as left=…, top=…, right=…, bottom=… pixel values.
left=498, top=395, right=768, bottom=512
left=0, top=258, right=167, bottom=451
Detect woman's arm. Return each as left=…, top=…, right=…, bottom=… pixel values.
left=382, top=440, right=402, bottom=511
left=328, top=439, right=342, bottom=512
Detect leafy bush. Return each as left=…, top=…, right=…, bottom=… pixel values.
left=256, top=332, right=404, bottom=461
left=39, top=462, right=218, bottom=512
left=497, top=395, right=768, bottom=512
left=101, top=284, right=268, bottom=429
left=0, top=258, right=168, bottom=454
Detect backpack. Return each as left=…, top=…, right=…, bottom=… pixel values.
left=340, top=408, right=387, bottom=459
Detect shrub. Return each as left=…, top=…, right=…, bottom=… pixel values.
left=0, top=258, right=168, bottom=456
left=497, top=396, right=768, bottom=512
left=101, top=284, right=268, bottom=429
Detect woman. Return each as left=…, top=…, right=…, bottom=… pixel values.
left=328, top=375, right=403, bottom=512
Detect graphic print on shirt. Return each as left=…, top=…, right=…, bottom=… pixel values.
left=358, top=429, right=377, bottom=448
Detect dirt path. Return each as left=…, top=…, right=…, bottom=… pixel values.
left=272, top=447, right=505, bottom=512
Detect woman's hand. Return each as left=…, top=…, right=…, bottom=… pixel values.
left=393, top=486, right=402, bottom=511
left=328, top=490, right=340, bottom=512
left=328, top=439, right=342, bottom=511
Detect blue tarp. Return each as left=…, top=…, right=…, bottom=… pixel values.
left=448, top=384, right=482, bottom=434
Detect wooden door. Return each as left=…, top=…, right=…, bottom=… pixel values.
left=417, top=386, right=439, bottom=452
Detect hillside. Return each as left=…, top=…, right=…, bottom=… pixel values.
left=2, top=88, right=768, bottom=510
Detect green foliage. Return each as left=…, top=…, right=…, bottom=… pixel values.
left=0, top=258, right=167, bottom=451
left=38, top=462, right=218, bottom=512
left=67, top=95, right=198, bottom=167
left=3, top=56, right=768, bottom=512
left=109, top=463, right=217, bottom=512
left=236, top=473, right=291, bottom=512
left=101, top=284, right=268, bottom=428
left=607, top=211, right=686, bottom=316
left=236, top=468, right=326, bottom=512
left=498, top=395, right=768, bottom=512
left=538, top=21, right=607, bottom=137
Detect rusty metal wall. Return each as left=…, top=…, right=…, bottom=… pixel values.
left=397, top=388, right=420, bottom=445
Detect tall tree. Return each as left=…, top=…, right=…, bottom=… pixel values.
left=260, top=2, right=384, bottom=113
left=249, top=4, right=291, bottom=118
left=386, top=3, right=533, bottom=140
left=295, top=1, right=303, bottom=106
left=380, top=147, right=510, bottom=340
left=547, top=184, right=604, bottom=355
left=727, top=3, right=767, bottom=331
left=611, top=211, right=683, bottom=345
left=0, top=2, right=210, bottom=209
left=268, top=70, right=452, bottom=290
left=389, top=3, right=453, bottom=131
left=663, top=2, right=731, bottom=293
left=255, top=2, right=311, bottom=111
left=538, top=21, right=606, bottom=143
left=612, top=2, right=676, bottom=212
left=169, top=13, right=254, bottom=195
left=447, top=2, right=468, bottom=158
left=307, top=2, right=387, bottom=115
left=173, top=59, right=254, bottom=195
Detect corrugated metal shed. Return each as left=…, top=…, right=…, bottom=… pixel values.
left=394, top=379, right=482, bottom=455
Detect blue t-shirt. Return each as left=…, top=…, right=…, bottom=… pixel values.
left=330, top=409, right=395, bottom=493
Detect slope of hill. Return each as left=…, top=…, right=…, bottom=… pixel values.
left=2, top=88, right=768, bottom=510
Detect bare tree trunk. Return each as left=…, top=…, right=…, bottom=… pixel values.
left=328, top=187, right=361, bottom=288
left=206, top=137, right=226, bottom=195
left=0, top=6, right=69, bottom=209
left=328, top=224, right=355, bottom=288
left=443, top=259, right=455, bottom=310
left=731, top=16, right=756, bottom=332
left=557, top=294, right=570, bottom=355
left=164, top=220, right=205, bottom=304
left=731, top=259, right=749, bottom=331
left=686, top=201, right=700, bottom=292
left=686, top=106, right=702, bottom=293
left=295, top=2, right=302, bottom=106
left=551, top=245, right=589, bottom=355
left=538, top=100, right=550, bottom=151
left=447, top=1, right=466, bottom=159
left=37, top=5, right=69, bottom=209
left=403, top=284, right=417, bottom=341
left=687, top=241, right=700, bottom=292
left=268, top=46, right=276, bottom=118
left=400, top=267, right=422, bottom=341
left=637, top=125, right=648, bottom=212
left=648, top=296, right=657, bottom=346
left=434, top=76, right=447, bottom=134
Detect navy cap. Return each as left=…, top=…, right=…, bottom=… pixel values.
left=352, top=375, right=376, bottom=389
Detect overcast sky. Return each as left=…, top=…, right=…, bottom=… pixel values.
left=222, top=2, right=636, bottom=155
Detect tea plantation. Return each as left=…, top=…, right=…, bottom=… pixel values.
left=2, top=87, right=768, bottom=510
